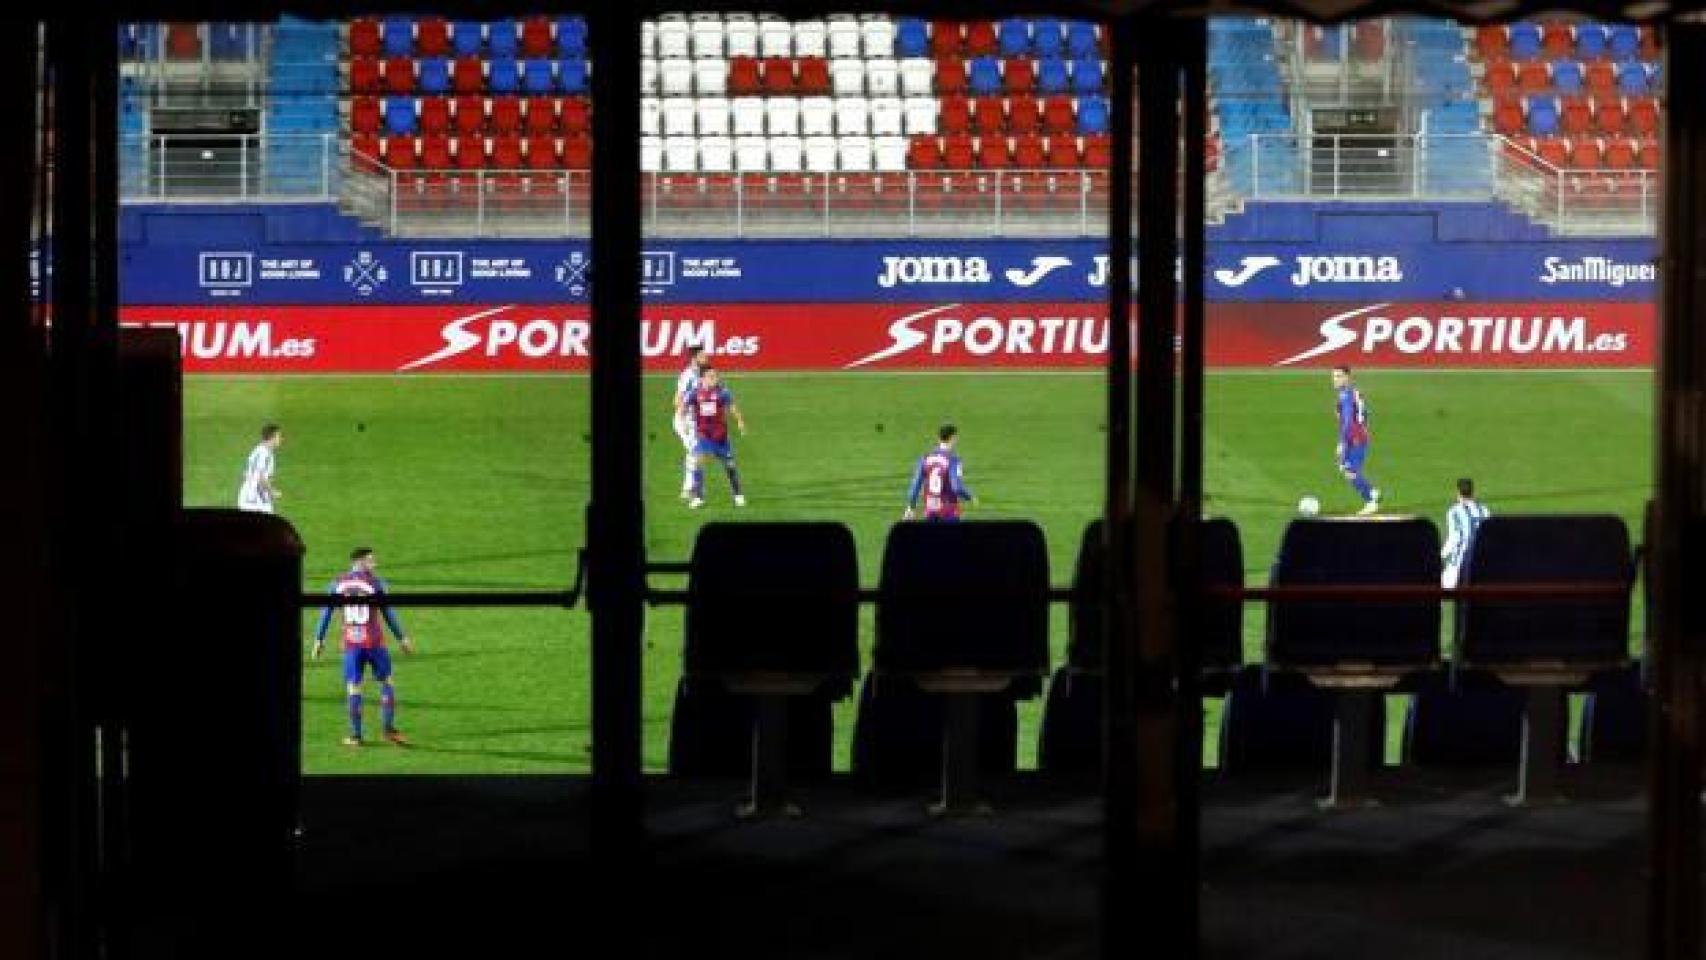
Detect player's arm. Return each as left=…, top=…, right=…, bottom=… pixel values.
left=1335, top=398, right=1352, bottom=462
left=952, top=459, right=976, bottom=505
left=376, top=577, right=415, bottom=654
left=310, top=582, right=337, bottom=659
left=728, top=393, right=747, bottom=435
left=902, top=459, right=924, bottom=520
left=1440, top=511, right=1461, bottom=561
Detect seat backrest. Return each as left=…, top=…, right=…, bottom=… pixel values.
left=768, top=135, right=804, bottom=171
left=1267, top=517, right=1441, bottom=669
left=873, top=135, right=908, bottom=171
left=1457, top=514, right=1632, bottom=666
left=733, top=136, right=769, bottom=171
left=698, top=136, right=734, bottom=171
left=875, top=520, right=1049, bottom=678
left=838, top=135, right=874, bottom=171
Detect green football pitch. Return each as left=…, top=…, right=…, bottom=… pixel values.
left=183, top=370, right=1653, bottom=775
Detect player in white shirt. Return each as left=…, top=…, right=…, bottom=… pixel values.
left=1440, top=477, right=1490, bottom=589
left=238, top=423, right=284, bottom=513
left=672, top=348, right=710, bottom=498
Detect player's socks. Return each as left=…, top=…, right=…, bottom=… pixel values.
left=347, top=692, right=364, bottom=740
left=1351, top=475, right=1374, bottom=501
left=691, top=467, right=705, bottom=498
left=380, top=681, right=397, bottom=733
left=726, top=466, right=743, bottom=496
left=681, top=454, right=695, bottom=494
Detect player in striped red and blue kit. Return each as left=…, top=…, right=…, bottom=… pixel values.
left=904, top=423, right=976, bottom=521
left=684, top=366, right=748, bottom=509
left=311, top=547, right=415, bottom=746
left=1332, top=366, right=1382, bottom=516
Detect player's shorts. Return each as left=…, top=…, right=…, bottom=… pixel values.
left=1340, top=443, right=1369, bottom=473
left=694, top=437, right=734, bottom=461
left=343, top=647, right=394, bottom=685
left=237, top=488, right=274, bottom=514
left=923, top=512, right=962, bottom=523
left=1441, top=566, right=1460, bottom=590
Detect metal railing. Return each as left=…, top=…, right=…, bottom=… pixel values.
left=1495, top=140, right=1660, bottom=236
left=120, top=133, right=341, bottom=201
left=1235, top=131, right=1497, bottom=199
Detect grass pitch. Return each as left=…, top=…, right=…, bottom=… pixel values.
left=182, top=369, right=1652, bottom=775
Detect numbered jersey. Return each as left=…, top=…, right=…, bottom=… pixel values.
left=919, top=450, right=966, bottom=519
left=690, top=385, right=734, bottom=444
left=330, top=571, right=388, bottom=650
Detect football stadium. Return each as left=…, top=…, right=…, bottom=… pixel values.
left=9, top=3, right=1706, bottom=958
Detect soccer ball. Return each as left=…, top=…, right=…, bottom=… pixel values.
left=1297, top=495, right=1321, bottom=517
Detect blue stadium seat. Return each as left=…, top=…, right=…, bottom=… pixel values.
left=1508, top=22, right=1542, bottom=59
left=1618, top=59, right=1651, bottom=95
left=452, top=21, right=483, bottom=57
left=998, top=17, right=1031, bottom=57
left=557, top=58, right=588, bottom=95
left=1077, top=95, right=1109, bottom=134
left=1609, top=24, right=1640, bottom=59
left=895, top=18, right=929, bottom=57
left=1220, top=669, right=1378, bottom=781
left=1579, top=663, right=1648, bottom=764
left=1576, top=24, right=1607, bottom=59
left=489, top=20, right=519, bottom=59
left=120, top=22, right=157, bottom=59
left=1067, top=21, right=1098, bottom=58
left=417, top=57, right=450, bottom=95
left=521, top=57, right=554, bottom=95
left=381, top=16, right=414, bottom=57
left=208, top=23, right=251, bottom=60
left=1402, top=672, right=1525, bottom=768
left=382, top=97, right=417, bottom=136
left=1527, top=96, right=1559, bottom=135
left=1071, top=56, right=1103, bottom=94
left=1034, top=18, right=1065, bottom=57
left=556, top=16, right=587, bottom=57
left=1552, top=59, right=1583, bottom=95
left=968, top=56, right=1003, bottom=95
left=488, top=55, right=520, bottom=94
left=1036, top=56, right=1070, bottom=94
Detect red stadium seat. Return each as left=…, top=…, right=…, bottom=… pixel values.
left=420, top=133, right=453, bottom=169
left=1353, top=22, right=1386, bottom=61
left=1604, top=137, right=1636, bottom=169
left=1629, top=97, right=1659, bottom=135
left=1537, top=136, right=1570, bottom=166
left=491, top=133, right=523, bottom=169
left=1560, top=96, right=1592, bottom=135
left=351, top=96, right=382, bottom=134
left=964, top=21, right=997, bottom=57
left=350, top=133, right=382, bottom=171
left=796, top=57, right=831, bottom=94
left=523, top=136, right=557, bottom=169
left=1004, top=58, right=1035, bottom=94
left=562, top=133, right=592, bottom=169
left=525, top=95, right=557, bottom=135
left=1475, top=25, right=1508, bottom=59
left=166, top=24, right=201, bottom=59
left=907, top=135, right=943, bottom=169
left=382, top=135, right=419, bottom=169
left=560, top=97, right=590, bottom=135
left=456, top=136, right=487, bottom=170
left=453, top=55, right=485, bottom=95
left=728, top=57, right=761, bottom=95
left=930, top=20, right=962, bottom=57
left=490, top=96, right=523, bottom=135
left=1640, top=26, right=1660, bottom=58
left=978, top=135, right=1012, bottom=168
left=1042, top=96, right=1075, bottom=135
left=1493, top=98, right=1525, bottom=136
left=1008, top=94, right=1040, bottom=135
left=973, top=97, right=1005, bottom=133
left=418, top=97, right=451, bottom=135
left=521, top=16, right=554, bottom=58
left=1595, top=97, right=1627, bottom=134
left=1638, top=137, right=1660, bottom=168
left=417, top=17, right=450, bottom=57
left=1046, top=135, right=1080, bottom=168
left=939, top=95, right=971, bottom=134
left=1542, top=21, right=1574, bottom=59
left=1570, top=137, right=1603, bottom=168
left=935, top=58, right=968, bottom=95
left=1013, top=133, right=1046, bottom=167
left=453, top=95, right=486, bottom=135
left=384, top=56, right=416, bottom=95
left=351, top=57, right=382, bottom=95
left=943, top=133, right=975, bottom=168
left=1516, top=60, right=1550, bottom=93
left=1586, top=60, right=1615, bottom=94
left=1083, top=133, right=1111, bottom=167
left=760, top=58, right=796, bottom=94
left=350, top=19, right=381, bottom=57
left=1483, top=59, right=1515, bottom=96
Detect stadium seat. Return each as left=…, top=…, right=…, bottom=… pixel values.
left=799, top=96, right=834, bottom=136
left=1561, top=97, right=1593, bottom=135
left=1046, top=134, right=1080, bottom=167
left=1042, top=95, right=1076, bottom=135
left=454, top=134, right=486, bottom=174
left=1013, top=132, right=1045, bottom=167
left=1036, top=56, right=1071, bottom=95
left=1609, top=24, right=1640, bottom=59
left=1078, top=95, right=1109, bottom=135
left=797, top=57, right=832, bottom=94
left=1071, top=56, right=1103, bottom=94
left=419, top=96, right=451, bottom=135
left=1617, top=60, right=1650, bottom=95
left=1517, top=60, right=1551, bottom=93
left=1266, top=517, right=1442, bottom=805
left=972, top=97, right=1004, bottom=134
left=656, top=19, right=690, bottom=59
left=1576, top=24, right=1607, bottom=60
left=803, top=135, right=838, bottom=172
left=383, top=55, right=415, bottom=95
left=1083, top=133, right=1111, bottom=167
left=660, top=58, right=694, bottom=96
left=351, top=56, right=383, bottom=95
left=902, top=96, right=939, bottom=136
left=640, top=135, right=663, bottom=173
left=725, top=20, right=758, bottom=59
left=489, top=56, right=520, bottom=95
left=733, top=136, right=768, bottom=171
left=794, top=21, right=829, bottom=59
left=930, top=20, right=962, bottom=57
left=639, top=97, right=661, bottom=137
left=698, top=96, right=732, bottom=137
left=727, top=56, right=761, bottom=95
left=661, top=99, right=696, bottom=137
left=1221, top=668, right=1373, bottom=782
left=1067, top=21, right=1098, bottom=59
left=382, top=97, right=417, bottom=136
left=1537, top=136, right=1570, bottom=166
left=830, top=58, right=865, bottom=96
left=895, top=18, right=929, bottom=58
left=873, top=135, right=908, bottom=171
left=449, top=21, right=482, bottom=57
left=668, top=523, right=859, bottom=807
left=413, top=57, right=447, bottom=96
left=838, top=135, right=874, bottom=171
left=978, top=135, right=1011, bottom=168
left=663, top=135, right=698, bottom=172
left=900, top=57, right=936, bottom=96
left=760, top=57, right=796, bottom=94
left=1605, top=137, right=1636, bottom=169
left=1493, top=98, right=1525, bottom=136
left=1005, top=58, right=1036, bottom=94
left=1401, top=671, right=1526, bottom=768
left=758, top=20, right=792, bottom=58
left=729, top=96, right=764, bottom=136
left=1553, top=60, right=1584, bottom=95
left=907, top=135, right=943, bottom=169
left=968, top=56, right=1003, bottom=95
left=490, top=96, right=522, bottom=135
left=1508, top=22, right=1542, bottom=60
left=700, top=135, right=735, bottom=172
left=351, top=96, right=382, bottom=135
left=768, top=135, right=804, bottom=172
left=449, top=55, right=482, bottom=95
left=382, top=134, right=418, bottom=169
left=349, top=18, right=381, bottom=58
left=935, top=58, right=968, bottom=95
left=869, top=97, right=904, bottom=136
left=853, top=522, right=1048, bottom=804
left=1630, top=97, right=1660, bottom=135
left=692, top=20, right=727, bottom=59
left=1571, top=137, right=1604, bottom=168
left=523, top=95, right=556, bottom=136
left=1008, top=94, right=1041, bottom=135
left=1586, top=60, right=1616, bottom=94
left=965, top=21, right=998, bottom=57
left=1639, top=137, right=1661, bottom=168
left=420, top=133, right=452, bottom=171
left=560, top=96, right=589, bottom=135
left=765, top=96, right=801, bottom=135
left=943, top=132, right=976, bottom=167
left=559, top=59, right=589, bottom=96
left=998, top=17, right=1031, bottom=57
left=1454, top=515, right=1634, bottom=802
left=1484, top=60, right=1516, bottom=96
left=380, top=17, right=413, bottom=58
left=826, top=21, right=861, bottom=59
left=557, top=16, right=587, bottom=57
left=1579, top=663, right=1648, bottom=763
left=835, top=99, right=869, bottom=136
left=1527, top=96, right=1560, bottom=136
left=692, top=57, right=727, bottom=96
left=866, top=58, right=900, bottom=96
left=415, top=17, right=449, bottom=57
left=453, top=95, right=486, bottom=136
left=520, top=16, right=553, bottom=58
left=1598, top=97, right=1628, bottom=134
left=1542, top=20, right=1575, bottom=58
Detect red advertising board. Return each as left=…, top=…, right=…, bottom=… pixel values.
left=120, top=300, right=1655, bottom=373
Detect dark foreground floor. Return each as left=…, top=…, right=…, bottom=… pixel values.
left=283, top=769, right=1648, bottom=960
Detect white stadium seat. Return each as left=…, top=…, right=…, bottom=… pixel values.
left=656, top=21, right=690, bottom=59
left=792, top=21, right=828, bottom=58
left=696, top=97, right=731, bottom=136
left=902, top=96, right=938, bottom=135
left=830, top=59, right=866, bottom=96
left=869, top=97, right=904, bottom=136
left=734, top=136, right=769, bottom=172
left=768, top=135, right=803, bottom=172
left=899, top=58, right=934, bottom=97
left=861, top=20, right=897, bottom=57
left=640, top=96, right=662, bottom=136
left=725, top=21, right=759, bottom=58
left=693, top=58, right=727, bottom=96
left=873, top=135, right=908, bottom=172
left=827, top=22, right=863, bottom=59
left=659, top=58, right=694, bottom=97
left=865, top=58, right=900, bottom=96
left=698, top=136, right=734, bottom=171
left=641, top=22, right=658, bottom=58
left=803, top=135, right=839, bottom=172
left=661, top=99, right=697, bottom=136
left=640, top=58, right=659, bottom=95
left=759, top=21, right=793, bottom=57
left=765, top=96, right=801, bottom=135
left=641, top=135, right=663, bottom=173
left=731, top=97, right=766, bottom=136
left=799, top=96, right=835, bottom=136
left=834, top=98, right=870, bottom=135
left=837, top=136, right=874, bottom=172
left=690, top=21, right=725, bottom=58
left=663, top=136, right=699, bottom=172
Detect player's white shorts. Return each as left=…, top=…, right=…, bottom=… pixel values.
left=674, top=415, right=696, bottom=451
left=1441, top=566, right=1460, bottom=590
left=238, top=486, right=274, bottom=514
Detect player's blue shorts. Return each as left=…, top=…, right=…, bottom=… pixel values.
left=1340, top=443, right=1369, bottom=473
left=343, top=647, right=394, bottom=684
left=694, top=437, right=734, bottom=461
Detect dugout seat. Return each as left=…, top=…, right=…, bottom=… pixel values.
left=1579, top=662, right=1649, bottom=764
left=1266, top=516, right=1441, bottom=806
left=852, top=521, right=1049, bottom=810
left=1038, top=517, right=1245, bottom=785
left=1401, top=670, right=1526, bottom=768
left=1454, top=514, right=1635, bottom=801
left=667, top=523, right=860, bottom=814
